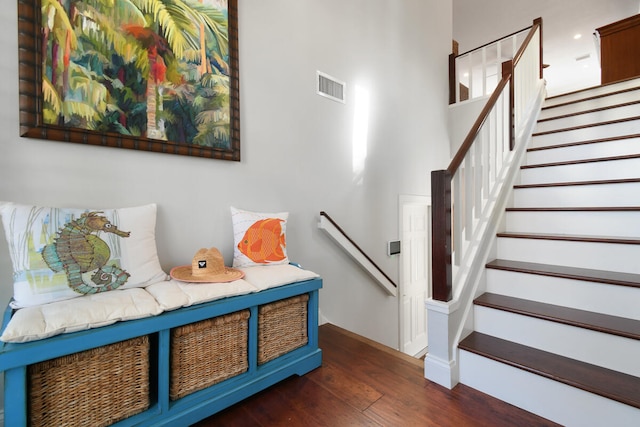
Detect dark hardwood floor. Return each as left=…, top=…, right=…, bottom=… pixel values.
left=194, top=324, right=560, bottom=426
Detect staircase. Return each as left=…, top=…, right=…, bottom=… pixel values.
left=457, top=78, right=640, bottom=426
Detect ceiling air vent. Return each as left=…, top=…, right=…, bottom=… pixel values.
left=317, top=71, right=346, bottom=104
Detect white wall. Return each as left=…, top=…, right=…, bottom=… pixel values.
left=0, top=0, right=451, bottom=390
left=448, top=95, right=488, bottom=156
left=452, top=0, right=640, bottom=96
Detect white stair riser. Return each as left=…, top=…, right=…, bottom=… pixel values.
left=519, top=158, right=640, bottom=185
left=543, top=79, right=640, bottom=107
left=497, top=237, right=640, bottom=274
left=539, top=90, right=640, bottom=120
left=531, top=120, right=640, bottom=148
left=505, top=210, right=640, bottom=237
left=459, top=350, right=640, bottom=427
left=486, top=269, right=640, bottom=320
left=526, top=138, right=640, bottom=164
left=513, top=182, right=640, bottom=208
left=473, top=306, right=640, bottom=376
left=535, top=104, right=640, bottom=134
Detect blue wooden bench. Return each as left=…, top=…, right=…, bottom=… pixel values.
left=0, top=277, right=322, bottom=426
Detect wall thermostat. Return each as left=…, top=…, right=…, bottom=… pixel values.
left=387, top=240, right=401, bottom=256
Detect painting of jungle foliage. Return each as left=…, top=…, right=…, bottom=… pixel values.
left=19, top=0, right=239, bottom=160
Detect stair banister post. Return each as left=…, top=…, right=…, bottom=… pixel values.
left=449, top=52, right=457, bottom=105
left=502, top=60, right=515, bottom=150
left=449, top=40, right=459, bottom=104
left=431, top=169, right=452, bottom=302
left=533, top=17, right=543, bottom=79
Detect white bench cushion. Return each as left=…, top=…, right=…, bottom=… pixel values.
left=146, top=279, right=258, bottom=311
left=0, top=265, right=320, bottom=343
left=238, top=264, right=320, bottom=291
left=0, top=288, right=162, bottom=343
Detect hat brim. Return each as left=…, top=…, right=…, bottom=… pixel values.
left=169, top=265, right=245, bottom=283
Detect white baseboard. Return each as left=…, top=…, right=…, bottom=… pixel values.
left=424, top=353, right=457, bottom=389
left=318, top=309, right=329, bottom=325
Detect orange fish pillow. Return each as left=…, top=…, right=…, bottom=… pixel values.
left=231, top=207, right=289, bottom=267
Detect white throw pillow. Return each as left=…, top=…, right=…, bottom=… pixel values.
left=0, top=202, right=168, bottom=308
left=231, top=206, right=289, bottom=267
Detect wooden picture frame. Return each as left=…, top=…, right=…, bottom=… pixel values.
left=17, top=0, right=240, bottom=161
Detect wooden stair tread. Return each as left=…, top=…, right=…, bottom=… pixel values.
left=542, top=86, right=640, bottom=111
left=546, top=79, right=640, bottom=100
left=527, top=133, right=640, bottom=152
left=538, top=100, right=640, bottom=123
left=474, top=293, right=640, bottom=340
left=514, top=177, right=640, bottom=189
left=532, top=116, right=640, bottom=137
left=486, top=259, right=640, bottom=289
left=496, top=231, right=640, bottom=245
left=522, top=153, right=640, bottom=169
left=459, top=332, right=640, bottom=409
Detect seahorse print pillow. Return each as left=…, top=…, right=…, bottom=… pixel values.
left=0, top=202, right=168, bottom=308
left=231, top=207, right=289, bottom=268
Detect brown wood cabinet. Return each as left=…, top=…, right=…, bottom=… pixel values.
left=597, top=14, right=640, bottom=84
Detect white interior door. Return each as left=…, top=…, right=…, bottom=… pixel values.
left=399, top=195, right=430, bottom=356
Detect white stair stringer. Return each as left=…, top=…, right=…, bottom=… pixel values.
left=459, top=349, right=640, bottom=427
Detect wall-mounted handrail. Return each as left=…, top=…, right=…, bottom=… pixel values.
left=318, top=211, right=397, bottom=297
left=432, top=18, right=543, bottom=302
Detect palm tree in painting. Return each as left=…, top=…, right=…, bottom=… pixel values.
left=41, top=0, right=231, bottom=146
left=42, top=0, right=98, bottom=126
left=118, top=0, right=230, bottom=142
left=42, top=0, right=149, bottom=129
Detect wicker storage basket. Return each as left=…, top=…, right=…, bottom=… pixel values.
left=28, top=336, right=150, bottom=427
left=170, top=310, right=250, bottom=400
left=258, top=294, right=309, bottom=365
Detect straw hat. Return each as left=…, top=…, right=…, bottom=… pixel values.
left=170, top=247, right=245, bottom=283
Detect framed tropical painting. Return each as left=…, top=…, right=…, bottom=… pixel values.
left=17, top=0, right=240, bottom=161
